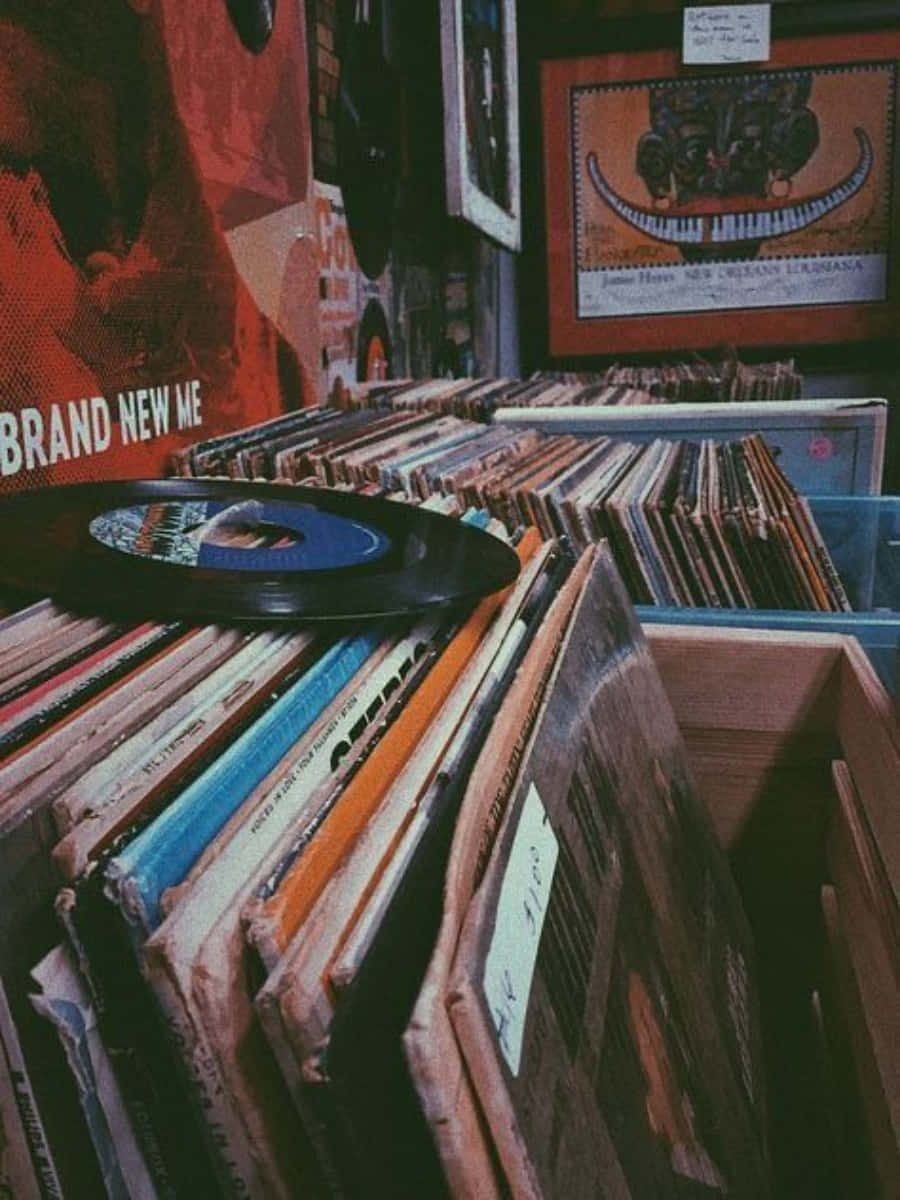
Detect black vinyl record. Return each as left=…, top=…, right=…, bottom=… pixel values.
left=0, top=479, right=520, bottom=623
left=336, top=1, right=398, bottom=280
left=225, top=0, right=276, bottom=53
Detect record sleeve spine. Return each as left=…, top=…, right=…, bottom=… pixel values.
left=143, top=944, right=266, bottom=1198
left=0, top=978, right=63, bottom=1200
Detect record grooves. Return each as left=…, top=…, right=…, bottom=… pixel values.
left=336, top=0, right=398, bottom=280
left=0, top=480, right=520, bottom=623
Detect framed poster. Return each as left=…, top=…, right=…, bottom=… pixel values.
left=542, top=30, right=900, bottom=355
left=441, top=0, right=521, bottom=250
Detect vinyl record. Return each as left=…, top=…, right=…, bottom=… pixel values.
left=0, top=479, right=520, bottom=623
left=356, top=297, right=392, bottom=381
left=225, top=0, right=276, bottom=53
left=336, top=1, right=398, bottom=280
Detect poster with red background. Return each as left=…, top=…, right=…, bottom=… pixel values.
left=0, top=0, right=320, bottom=494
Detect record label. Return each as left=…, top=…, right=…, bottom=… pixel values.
left=89, top=499, right=390, bottom=572
left=0, top=479, right=520, bottom=623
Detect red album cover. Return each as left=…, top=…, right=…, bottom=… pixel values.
left=0, top=0, right=319, bottom=494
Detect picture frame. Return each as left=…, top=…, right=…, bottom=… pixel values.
left=440, top=0, right=521, bottom=251
left=541, top=28, right=900, bottom=356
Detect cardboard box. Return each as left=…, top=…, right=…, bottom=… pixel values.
left=648, top=626, right=899, bottom=1197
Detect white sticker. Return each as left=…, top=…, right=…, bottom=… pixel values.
left=483, top=782, right=558, bottom=1075
left=683, top=5, right=771, bottom=65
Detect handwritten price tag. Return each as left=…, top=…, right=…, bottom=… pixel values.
left=483, top=782, right=558, bottom=1075
left=683, top=5, right=771, bottom=65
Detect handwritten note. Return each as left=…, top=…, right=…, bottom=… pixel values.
left=683, top=4, right=771, bottom=65
left=483, top=782, right=558, bottom=1075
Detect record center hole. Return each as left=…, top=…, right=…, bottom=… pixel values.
left=184, top=518, right=303, bottom=551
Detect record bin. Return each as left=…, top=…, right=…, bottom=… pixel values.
left=639, top=495, right=900, bottom=696
left=646, top=625, right=899, bottom=1196
left=493, top=398, right=888, bottom=496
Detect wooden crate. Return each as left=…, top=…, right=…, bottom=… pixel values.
left=648, top=626, right=899, bottom=1198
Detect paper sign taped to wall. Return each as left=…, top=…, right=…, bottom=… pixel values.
left=683, top=4, right=771, bottom=65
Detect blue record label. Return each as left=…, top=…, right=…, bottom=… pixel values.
left=88, top=498, right=391, bottom=572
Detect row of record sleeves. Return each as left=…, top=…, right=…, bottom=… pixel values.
left=329, top=359, right=803, bottom=418
left=0, top=520, right=775, bottom=1198
left=173, top=398, right=851, bottom=614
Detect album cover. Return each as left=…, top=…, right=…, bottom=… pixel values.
left=52, top=629, right=320, bottom=883
left=56, top=626, right=417, bottom=1196
left=278, top=544, right=576, bottom=1198
left=404, top=546, right=596, bottom=1197
left=137, top=613, right=456, bottom=1195
left=0, top=0, right=317, bottom=495
left=258, top=540, right=551, bottom=1071
left=0, top=983, right=45, bottom=1200
left=444, top=546, right=772, bottom=1198
left=30, top=943, right=156, bottom=1200
left=104, top=628, right=383, bottom=936
left=246, top=527, right=541, bottom=970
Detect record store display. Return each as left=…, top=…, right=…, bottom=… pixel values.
left=0, top=0, right=896, bottom=1192
left=0, top=479, right=520, bottom=623
left=306, top=0, right=512, bottom=394
left=0, top=376, right=890, bottom=1198
left=171, top=395, right=852, bottom=614
left=0, top=500, right=776, bottom=1197
left=333, top=358, right=803, bottom=420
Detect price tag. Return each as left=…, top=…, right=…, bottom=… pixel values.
left=683, top=5, right=771, bottom=65
left=483, top=782, right=558, bottom=1075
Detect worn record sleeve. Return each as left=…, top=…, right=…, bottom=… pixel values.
left=716, top=443, right=763, bottom=609
left=138, top=617, right=453, bottom=1198
left=57, top=860, right=223, bottom=1197
left=258, top=543, right=555, bottom=1088
left=46, top=626, right=259, bottom=835
left=1, top=625, right=254, bottom=827
left=52, top=628, right=320, bottom=882
left=0, top=614, right=121, bottom=702
left=730, top=441, right=788, bottom=608
left=645, top=442, right=695, bottom=607
left=403, top=547, right=596, bottom=1199
left=282, top=547, right=576, bottom=1199
left=245, top=529, right=543, bottom=967
left=104, top=628, right=383, bottom=936
left=30, top=944, right=156, bottom=1200
left=0, top=990, right=44, bottom=1200
left=0, top=976, right=64, bottom=1200
left=0, top=620, right=183, bottom=762
left=705, top=440, right=753, bottom=607
left=445, top=547, right=772, bottom=1199
left=672, top=441, right=723, bottom=609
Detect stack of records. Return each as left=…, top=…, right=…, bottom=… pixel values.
left=587, top=356, right=803, bottom=405
left=331, top=358, right=802, bottom=418
left=0, top=463, right=774, bottom=1197
left=173, top=405, right=850, bottom=614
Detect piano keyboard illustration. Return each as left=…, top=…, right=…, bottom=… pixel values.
left=585, top=127, right=873, bottom=249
